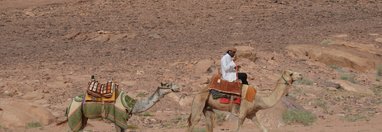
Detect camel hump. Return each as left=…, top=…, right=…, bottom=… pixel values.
left=208, top=74, right=242, bottom=95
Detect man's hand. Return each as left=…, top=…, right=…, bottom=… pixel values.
left=233, top=56, right=238, bottom=62
left=236, top=65, right=241, bottom=71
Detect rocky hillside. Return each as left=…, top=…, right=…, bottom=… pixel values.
left=0, top=0, right=381, bottom=131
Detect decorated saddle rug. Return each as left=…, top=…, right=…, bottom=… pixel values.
left=208, top=74, right=242, bottom=95
left=66, top=91, right=136, bottom=132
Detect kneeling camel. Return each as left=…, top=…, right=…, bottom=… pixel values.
left=64, top=82, right=180, bottom=132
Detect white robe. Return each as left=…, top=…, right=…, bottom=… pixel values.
left=220, top=53, right=237, bottom=82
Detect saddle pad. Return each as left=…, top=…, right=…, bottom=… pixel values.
left=85, top=90, right=117, bottom=102
left=208, top=74, right=242, bottom=95
left=242, top=85, right=256, bottom=102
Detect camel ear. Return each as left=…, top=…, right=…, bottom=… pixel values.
left=160, top=82, right=164, bottom=86
left=289, top=72, right=294, bottom=76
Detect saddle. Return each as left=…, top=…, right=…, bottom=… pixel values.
left=208, top=74, right=242, bottom=95
left=85, top=75, right=118, bottom=102
left=208, top=74, right=257, bottom=103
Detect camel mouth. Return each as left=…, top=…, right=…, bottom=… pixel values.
left=171, top=88, right=180, bottom=92
left=171, top=86, right=181, bottom=92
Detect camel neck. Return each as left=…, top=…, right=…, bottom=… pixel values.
left=131, top=88, right=163, bottom=113
left=261, top=77, right=289, bottom=108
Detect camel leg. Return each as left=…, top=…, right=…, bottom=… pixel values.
left=115, top=126, right=125, bottom=132
left=235, top=99, right=251, bottom=132
left=236, top=110, right=246, bottom=132
left=235, top=113, right=246, bottom=132
left=79, top=116, right=88, bottom=131
left=187, top=92, right=209, bottom=132
left=250, top=116, right=267, bottom=132
left=204, top=110, right=215, bottom=132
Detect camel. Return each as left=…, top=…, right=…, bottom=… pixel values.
left=64, top=82, right=180, bottom=132
left=187, top=70, right=302, bottom=132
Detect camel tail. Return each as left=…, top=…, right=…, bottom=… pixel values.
left=187, top=113, right=192, bottom=127
left=56, top=119, right=68, bottom=126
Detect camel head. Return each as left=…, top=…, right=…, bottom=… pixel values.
left=281, top=70, right=302, bottom=95
left=282, top=70, right=303, bottom=84
left=158, top=82, right=181, bottom=94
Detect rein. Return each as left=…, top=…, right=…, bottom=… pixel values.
left=281, top=75, right=292, bottom=85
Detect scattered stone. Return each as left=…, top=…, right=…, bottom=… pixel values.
left=22, top=91, right=44, bottom=100
left=375, top=38, right=382, bottom=43
left=63, top=31, right=81, bottom=40
left=149, top=33, right=161, bottom=39
left=333, top=34, right=348, bottom=38
left=24, top=11, right=35, bottom=16
left=327, top=87, right=338, bottom=91
left=194, top=59, right=215, bottom=74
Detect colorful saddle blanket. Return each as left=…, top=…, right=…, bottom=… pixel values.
left=210, top=85, right=257, bottom=103
left=208, top=74, right=242, bottom=95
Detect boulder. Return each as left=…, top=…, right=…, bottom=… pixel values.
left=235, top=46, right=257, bottom=63
left=286, top=44, right=382, bottom=72
left=332, top=80, right=374, bottom=95
left=0, top=100, right=56, bottom=129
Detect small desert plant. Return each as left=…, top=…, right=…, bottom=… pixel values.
left=377, top=65, right=382, bottom=81
left=320, top=39, right=333, bottom=45
left=312, top=99, right=329, bottom=113
left=371, top=85, right=382, bottom=96
left=192, top=127, right=207, bottom=132
left=282, top=109, right=316, bottom=126
left=329, top=64, right=343, bottom=72
left=343, top=114, right=368, bottom=122
left=127, top=124, right=139, bottom=129
left=377, top=65, right=382, bottom=76
left=136, top=92, right=147, bottom=98
left=26, top=121, right=42, bottom=128
left=340, top=73, right=357, bottom=83
left=142, top=112, right=153, bottom=116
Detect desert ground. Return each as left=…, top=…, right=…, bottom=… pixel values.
left=1, top=0, right=382, bottom=132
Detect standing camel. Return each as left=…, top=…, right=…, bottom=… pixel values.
left=64, top=82, right=180, bottom=132
left=187, top=70, right=302, bottom=132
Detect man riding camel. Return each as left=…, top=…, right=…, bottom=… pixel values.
left=220, top=47, right=249, bottom=85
